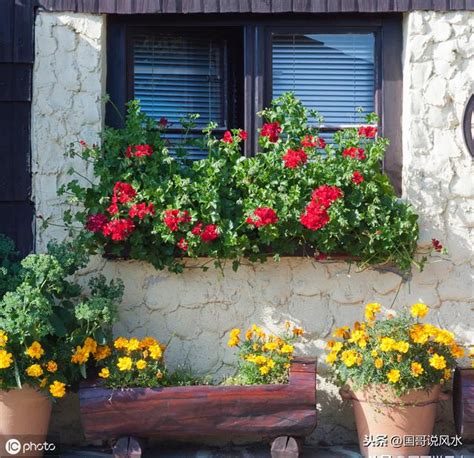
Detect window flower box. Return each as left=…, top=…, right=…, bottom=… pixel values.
left=78, top=357, right=317, bottom=457
left=453, top=367, right=474, bottom=440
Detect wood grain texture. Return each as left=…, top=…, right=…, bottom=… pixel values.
left=79, top=357, right=317, bottom=442
left=36, top=0, right=472, bottom=12
left=453, top=367, right=474, bottom=439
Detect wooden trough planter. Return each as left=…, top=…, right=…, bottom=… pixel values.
left=453, top=367, right=474, bottom=440
left=79, top=357, right=317, bottom=458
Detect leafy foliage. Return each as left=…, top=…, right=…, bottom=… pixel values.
left=60, top=93, right=421, bottom=273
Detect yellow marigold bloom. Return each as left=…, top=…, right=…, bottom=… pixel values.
left=71, top=346, right=89, bottom=364
left=326, top=352, right=338, bottom=365
left=26, top=364, right=43, bottom=377
left=94, top=345, right=111, bottom=362
left=356, top=354, right=363, bottom=366
left=410, top=324, right=429, bottom=344
left=443, top=368, right=452, bottom=380
left=26, top=341, right=44, bottom=360
left=380, top=337, right=396, bottom=352
left=252, top=343, right=259, bottom=351
left=46, top=361, right=57, bottom=373
left=429, top=353, right=447, bottom=370
left=230, top=328, right=241, bottom=338
left=117, top=356, right=133, bottom=371
left=228, top=337, right=239, bottom=347
left=140, top=336, right=158, bottom=349
left=98, top=367, right=110, bottom=378
left=263, top=342, right=278, bottom=351
left=49, top=380, right=66, bottom=398
left=126, top=338, right=140, bottom=352
left=293, top=327, right=304, bottom=336
left=434, top=329, right=455, bottom=346
left=83, top=337, right=97, bottom=355
left=114, top=337, right=129, bottom=350
left=0, top=330, right=7, bottom=347
left=341, top=349, right=358, bottom=367
left=395, top=341, right=410, bottom=353
left=371, top=349, right=378, bottom=357
left=253, top=355, right=267, bottom=365
left=411, top=362, right=424, bottom=377
left=149, top=344, right=163, bottom=360
left=332, top=342, right=343, bottom=354
left=387, top=369, right=401, bottom=383
left=374, top=358, right=384, bottom=369
left=411, top=303, right=429, bottom=319
left=40, top=377, right=48, bottom=388
left=156, top=370, right=163, bottom=380
left=245, top=354, right=257, bottom=363
left=136, top=359, right=147, bottom=370
left=349, top=330, right=368, bottom=348
left=228, top=328, right=241, bottom=347
left=365, top=303, right=381, bottom=321
left=333, top=326, right=350, bottom=339
left=0, top=349, right=13, bottom=369
left=280, top=344, right=294, bottom=354
left=245, top=329, right=253, bottom=340
left=259, top=365, right=270, bottom=375
left=266, top=359, right=276, bottom=369
left=450, top=344, right=465, bottom=358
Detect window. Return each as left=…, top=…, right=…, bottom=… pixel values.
left=107, top=15, right=401, bottom=191
left=272, top=32, right=376, bottom=141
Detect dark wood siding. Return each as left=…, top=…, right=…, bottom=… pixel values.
left=37, top=0, right=474, bottom=13
left=0, top=0, right=35, bottom=256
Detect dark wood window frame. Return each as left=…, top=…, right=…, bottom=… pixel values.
left=107, top=13, right=403, bottom=193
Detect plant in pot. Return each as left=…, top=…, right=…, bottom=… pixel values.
left=0, top=235, right=123, bottom=456
left=326, top=302, right=465, bottom=457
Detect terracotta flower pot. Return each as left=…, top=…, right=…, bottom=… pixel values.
left=0, top=385, right=52, bottom=457
left=341, top=384, right=446, bottom=457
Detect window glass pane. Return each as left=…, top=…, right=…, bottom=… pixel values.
left=133, top=33, right=226, bottom=129
left=272, top=33, right=375, bottom=126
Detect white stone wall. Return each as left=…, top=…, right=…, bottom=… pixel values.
left=32, top=11, right=474, bottom=446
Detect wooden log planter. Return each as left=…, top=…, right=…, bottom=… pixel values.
left=453, top=367, right=474, bottom=440
left=79, top=357, right=317, bottom=458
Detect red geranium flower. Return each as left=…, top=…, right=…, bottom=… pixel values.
left=129, top=202, right=155, bottom=219
left=239, top=130, right=248, bottom=141
left=113, top=182, right=137, bottom=204
left=163, top=209, right=191, bottom=232
left=86, top=213, right=108, bottom=233
left=300, top=202, right=330, bottom=231
left=200, top=224, right=219, bottom=242
left=222, top=131, right=233, bottom=143
left=301, top=135, right=326, bottom=149
left=126, top=145, right=153, bottom=158
left=342, top=147, right=366, bottom=160
left=79, top=140, right=87, bottom=147
left=191, top=222, right=203, bottom=236
left=159, top=117, right=168, bottom=127
left=314, top=252, right=328, bottom=261
left=246, top=207, right=279, bottom=228
left=107, top=203, right=119, bottom=216
left=311, top=185, right=343, bottom=208
left=358, top=126, right=377, bottom=138
left=431, top=238, right=443, bottom=252
left=352, top=171, right=364, bottom=185
left=282, top=149, right=307, bottom=169
left=102, top=218, right=135, bottom=241
left=177, top=238, right=188, bottom=252
left=260, top=122, right=281, bottom=143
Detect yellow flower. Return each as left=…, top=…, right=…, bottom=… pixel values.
left=410, top=324, right=429, bottom=344
left=450, top=344, right=465, bottom=358
left=98, top=367, right=110, bottom=378
left=26, top=341, right=44, bottom=359
left=326, top=352, right=338, bottom=365
left=114, top=337, right=129, bottom=350
left=333, top=326, right=350, bottom=339
left=266, top=359, right=276, bottom=369
left=117, top=356, right=133, bottom=371
left=293, top=327, right=304, bottom=336
left=0, top=330, right=7, bottom=347
left=411, top=303, right=429, bottom=319
left=280, top=344, right=294, bottom=354
left=411, top=362, right=424, bottom=377
left=245, top=329, right=253, bottom=340
left=341, top=350, right=358, bottom=368
left=83, top=337, right=97, bottom=355
left=356, top=354, right=363, bottom=366
left=227, top=328, right=241, bottom=347
left=140, top=336, right=158, bottom=349
left=349, top=330, right=368, bottom=348
left=0, top=349, right=13, bottom=369
left=149, top=344, right=163, bottom=360
left=380, top=337, right=396, bottom=352
left=371, top=349, right=378, bottom=357
left=263, top=342, right=278, bottom=351
left=39, top=378, right=48, bottom=388
left=434, top=329, right=455, bottom=346
left=26, top=364, right=43, bottom=377
left=365, top=303, right=381, bottom=321
left=126, top=338, right=140, bottom=352
left=156, top=370, right=163, bottom=380
left=49, top=380, right=66, bottom=398
left=395, top=341, right=410, bottom=353
left=252, top=343, right=260, bottom=351
left=253, top=355, right=267, bottom=365
left=46, top=361, right=57, bottom=373
left=136, top=359, right=147, bottom=370
left=71, top=346, right=89, bottom=364
left=94, top=345, right=111, bottom=362
left=387, top=369, right=401, bottom=383
left=259, top=366, right=270, bottom=375
left=429, top=353, right=447, bottom=370
left=374, top=358, right=384, bottom=369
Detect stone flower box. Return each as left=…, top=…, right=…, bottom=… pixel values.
left=453, top=367, right=474, bottom=440
left=79, top=357, right=317, bottom=458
